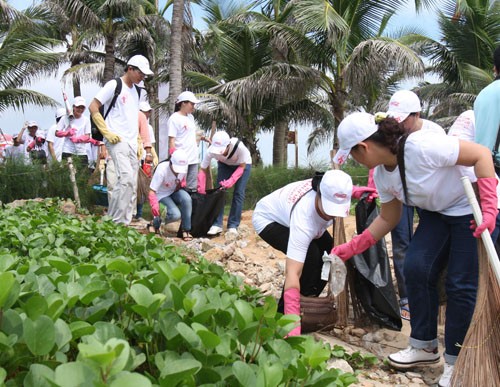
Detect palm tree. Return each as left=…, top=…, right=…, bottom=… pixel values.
left=169, top=0, right=186, bottom=114
left=0, top=4, right=62, bottom=113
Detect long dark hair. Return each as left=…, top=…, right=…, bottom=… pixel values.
left=354, top=116, right=405, bottom=154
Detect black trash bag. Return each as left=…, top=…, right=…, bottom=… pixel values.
left=177, top=188, right=226, bottom=238
left=346, top=196, right=402, bottom=331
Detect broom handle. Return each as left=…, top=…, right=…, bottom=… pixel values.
left=461, top=176, right=500, bottom=285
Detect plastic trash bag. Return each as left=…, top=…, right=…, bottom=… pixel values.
left=347, top=196, right=402, bottom=331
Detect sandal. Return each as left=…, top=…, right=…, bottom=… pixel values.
left=400, top=303, right=411, bottom=321
left=182, top=231, right=193, bottom=241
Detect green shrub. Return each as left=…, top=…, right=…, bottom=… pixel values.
left=0, top=200, right=357, bottom=386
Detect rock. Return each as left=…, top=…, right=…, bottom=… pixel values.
left=60, top=200, right=77, bottom=215
left=203, top=247, right=225, bottom=262
left=405, top=372, right=422, bottom=379
left=327, top=358, right=353, bottom=374
left=351, top=328, right=367, bottom=338
left=257, top=241, right=270, bottom=249
left=231, top=248, right=246, bottom=262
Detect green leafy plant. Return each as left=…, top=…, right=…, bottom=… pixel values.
left=331, top=345, right=378, bottom=370
left=0, top=199, right=357, bottom=386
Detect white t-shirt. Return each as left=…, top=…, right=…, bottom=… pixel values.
left=200, top=138, right=252, bottom=168
left=375, top=130, right=471, bottom=216
left=149, top=161, right=187, bottom=201
left=94, top=78, right=145, bottom=149
left=166, top=112, right=198, bottom=164
left=421, top=118, right=446, bottom=134
left=252, top=179, right=333, bottom=263
left=57, top=115, right=91, bottom=156
left=46, top=123, right=64, bottom=161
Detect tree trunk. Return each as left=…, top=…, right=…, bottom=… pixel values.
left=103, top=32, right=116, bottom=84
left=272, top=120, right=288, bottom=166
left=168, top=0, right=185, bottom=114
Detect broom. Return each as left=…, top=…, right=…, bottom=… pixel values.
left=451, top=177, right=500, bottom=385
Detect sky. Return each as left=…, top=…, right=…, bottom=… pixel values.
left=2, top=0, right=441, bottom=167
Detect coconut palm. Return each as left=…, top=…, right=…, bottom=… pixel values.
left=0, top=4, right=62, bottom=113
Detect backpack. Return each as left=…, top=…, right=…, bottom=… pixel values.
left=90, top=77, right=142, bottom=141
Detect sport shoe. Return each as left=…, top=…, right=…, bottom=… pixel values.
left=226, top=228, right=238, bottom=235
left=387, top=346, right=440, bottom=369
left=207, top=225, right=223, bottom=236
left=438, top=363, right=454, bottom=387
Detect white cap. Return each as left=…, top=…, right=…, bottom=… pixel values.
left=73, top=96, right=86, bottom=107
left=27, top=120, right=38, bottom=128
left=333, top=112, right=378, bottom=165
left=176, top=91, right=200, bottom=104
left=55, top=108, right=66, bottom=119
left=208, top=131, right=230, bottom=154
left=319, top=170, right=353, bottom=217
left=170, top=149, right=188, bottom=174
left=139, top=101, right=152, bottom=112
left=387, top=90, right=421, bottom=123
left=127, top=55, right=153, bottom=75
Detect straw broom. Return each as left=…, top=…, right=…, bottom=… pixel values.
left=451, top=177, right=500, bottom=385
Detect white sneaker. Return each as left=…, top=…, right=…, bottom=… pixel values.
left=438, top=363, right=454, bottom=387
left=226, top=228, right=238, bottom=235
left=387, top=346, right=440, bottom=369
left=207, top=225, right=223, bottom=236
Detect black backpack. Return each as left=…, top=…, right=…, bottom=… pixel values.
left=90, top=78, right=142, bottom=141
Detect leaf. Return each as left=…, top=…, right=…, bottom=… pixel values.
left=24, top=364, right=56, bottom=387
left=69, top=321, right=95, bottom=340
left=54, top=362, right=98, bottom=387
left=158, top=358, right=202, bottom=383
left=0, top=272, right=18, bottom=309
left=1, top=309, right=23, bottom=338
left=48, top=256, right=73, bottom=274
left=80, top=280, right=109, bottom=305
left=176, top=322, right=200, bottom=348
left=106, top=258, right=133, bottom=275
left=233, top=299, right=254, bottom=329
left=109, top=372, right=152, bottom=387
left=261, top=362, right=283, bottom=387
left=54, top=319, right=72, bottom=351
left=24, top=315, right=56, bottom=356
left=128, top=283, right=153, bottom=307
left=23, top=294, right=48, bottom=319
left=233, top=361, right=257, bottom=386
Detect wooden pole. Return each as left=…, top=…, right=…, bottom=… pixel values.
left=67, top=157, right=80, bottom=208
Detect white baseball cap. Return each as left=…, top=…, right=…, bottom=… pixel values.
left=176, top=91, right=200, bottom=104
left=333, top=112, right=378, bottom=165
left=127, top=55, right=153, bottom=76
left=139, top=101, right=152, bottom=112
left=73, top=96, right=86, bottom=107
left=170, top=149, right=188, bottom=174
left=208, top=131, right=230, bottom=154
left=55, top=108, right=66, bottom=119
left=319, top=170, right=353, bottom=217
left=386, top=90, right=421, bottom=123
left=27, top=120, right=38, bottom=128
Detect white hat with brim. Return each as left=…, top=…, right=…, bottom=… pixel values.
left=333, top=112, right=378, bottom=165
left=27, top=121, right=38, bottom=128
left=139, top=101, right=152, bottom=112
left=208, top=131, right=230, bottom=154
left=170, top=149, right=188, bottom=174
left=386, top=90, right=421, bottom=123
left=127, top=55, right=153, bottom=76
left=56, top=108, right=66, bottom=119
left=319, top=170, right=353, bottom=217
left=73, top=96, right=86, bottom=107
left=176, top=91, right=200, bottom=104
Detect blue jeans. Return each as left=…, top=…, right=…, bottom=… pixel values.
left=159, top=189, right=192, bottom=231
left=214, top=163, right=251, bottom=229
left=405, top=210, right=500, bottom=364
left=391, top=204, right=415, bottom=304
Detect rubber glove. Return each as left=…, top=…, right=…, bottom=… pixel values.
left=219, top=166, right=244, bottom=189
left=36, top=137, right=45, bottom=145
left=56, top=128, right=76, bottom=138
left=169, top=146, right=176, bottom=156
left=197, top=170, right=207, bottom=194
left=26, top=140, right=36, bottom=152
left=180, top=177, right=186, bottom=188
left=70, top=135, right=90, bottom=143
left=331, top=228, right=377, bottom=262
left=351, top=186, right=378, bottom=202
left=91, top=111, right=121, bottom=144
left=284, top=288, right=301, bottom=336
left=148, top=191, right=160, bottom=217
left=151, top=147, right=159, bottom=167
left=470, top=177, right=498, bottom=238
left=88, top=138, right=101, bottom=146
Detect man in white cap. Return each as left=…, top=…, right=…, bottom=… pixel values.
left=197, top=130, right=252, bottom=236
left=164, top=90, right=201, bottom=191
left=148, top=149, right=193, bottom=240
left=252, top=170, right=377, bottom=336
left=89, top=54, right=153, bottom=224
left=55, top=96, right=96, bottom=168
left=46, top=108, right=67, bottom=162
left=17, top=120, right=40, bottom=163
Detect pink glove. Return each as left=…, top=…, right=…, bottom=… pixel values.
left=88, top=138, right=101, bottom=146
left=180, top=178, right=186, bottom=188
left=26, top=140, right=36, bottom=152
left=148, top=191, right=160, bottom=217
left=169, top=147, right=176, bottom=156
left=56, top=128, right=76, bottom=138
left=197, top=170, right=207, bottom=194
left=331, top=228, right=377, bottom=262
left=351, top=186, right=378, bottom=202
left=70, top=135, right=90, bottom=143
left=284, top=288, right=301, bottom=336
left=470, top=177, right=499, bottom=238
left=219, top=166, right=245, bottom=189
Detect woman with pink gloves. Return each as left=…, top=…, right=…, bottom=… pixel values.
left=331, top=112, right=500, bottom=387
left=197, top=131, right=252, bottom=236
left=252, top=170, right=377, bottom=337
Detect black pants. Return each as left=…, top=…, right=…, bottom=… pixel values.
left=258, top=222, right=333, bottom=313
